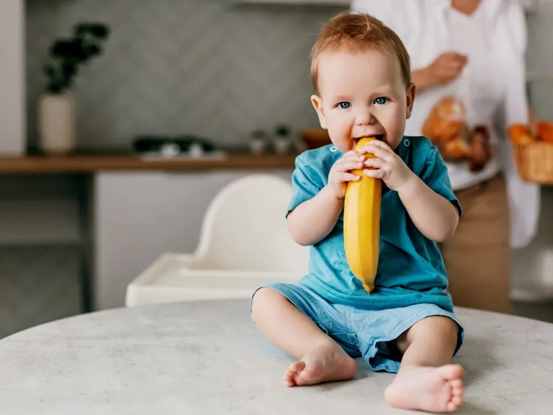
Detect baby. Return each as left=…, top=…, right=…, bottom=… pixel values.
left=251, top=12, right=464, bottom=413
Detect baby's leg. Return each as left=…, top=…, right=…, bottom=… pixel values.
left=251, top=287, right=356, bottom=386
left=384, top=316, right=464, bottom=413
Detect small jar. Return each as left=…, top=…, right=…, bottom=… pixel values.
left=249, top=130, right=268, bottom=155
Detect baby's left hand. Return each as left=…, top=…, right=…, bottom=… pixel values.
left=358, top=140, right=414, bottom=191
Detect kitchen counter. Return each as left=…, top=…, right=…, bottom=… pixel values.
left=0, top=153, right=297, bottom=174
left=2, top=300, right=553, bottom=414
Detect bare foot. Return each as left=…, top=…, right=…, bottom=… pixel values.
left=384, top=364, right=464, bottom=412
left=284, top=342, right=357, bottom=387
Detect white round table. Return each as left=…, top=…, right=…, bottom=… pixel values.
left=1, top=300, right=553, bottom=414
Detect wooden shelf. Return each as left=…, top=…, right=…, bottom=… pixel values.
left=0, top=153, right=297, bottom=174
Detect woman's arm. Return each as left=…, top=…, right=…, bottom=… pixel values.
left=413, top=52, right=468, bottom=94
left=412, top=67, right=437, bottom=94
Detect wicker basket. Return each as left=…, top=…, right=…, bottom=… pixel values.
left=514, top=142, right=553, bottom=184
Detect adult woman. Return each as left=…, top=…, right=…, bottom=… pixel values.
left=351, top=0, right=540, bottom=313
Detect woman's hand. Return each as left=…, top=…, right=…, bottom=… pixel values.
left=327, top=150, right=364, bottom=199
left=426, top=52, right=468, bottom=85
left=358, top=140, right=415, bottom=191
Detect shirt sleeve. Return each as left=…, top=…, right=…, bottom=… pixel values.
left=286, top=152, right=326, bottom=217
left=420, top=144, right=463, bottom=217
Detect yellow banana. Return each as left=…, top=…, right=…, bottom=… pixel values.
left=343, top=137, right=381, bottom=292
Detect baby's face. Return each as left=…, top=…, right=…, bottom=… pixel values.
left=311, top=47, right=415, bottom=153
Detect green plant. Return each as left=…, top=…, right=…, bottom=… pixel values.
left=44, top=22, right=110, bottom=94
left=274, top=124, right=291, bottom=138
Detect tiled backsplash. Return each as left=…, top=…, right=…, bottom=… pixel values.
left=26, top=1, right=553, bottom=152
left=26, top=0, right=344, bottom=151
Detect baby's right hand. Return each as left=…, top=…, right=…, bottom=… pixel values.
left=327, top=150, right=364, bottom=199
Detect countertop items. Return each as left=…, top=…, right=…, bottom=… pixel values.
left=133, top=135, right=223, bottom=159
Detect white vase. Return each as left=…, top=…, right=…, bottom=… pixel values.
left=273, top=136, right=291, bottom=155
left=38, top=92, right=76, bottom=154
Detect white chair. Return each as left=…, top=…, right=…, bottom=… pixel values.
left=125, top=174, right=309, bottom=306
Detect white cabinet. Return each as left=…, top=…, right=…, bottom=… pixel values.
left=93, top=169, right=291, bottom=310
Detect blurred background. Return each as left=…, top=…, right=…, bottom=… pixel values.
left=0, top=0, right=552, bottom=338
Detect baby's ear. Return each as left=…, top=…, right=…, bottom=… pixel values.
left=405, top=83, right=416, bottom=119
left=310, top=95, right=327, bottom=129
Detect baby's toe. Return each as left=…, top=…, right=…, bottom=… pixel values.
left=450, top=379, right=464, bottom=396
left=288, top=361, right=305, bottom=374
left=438, top=364, right=464, bottom=381
left=449, top=379, right=464, bottom=409
left=451, top=394, right=463, bottom=406
left=446, top=401, right=461, bottom=412
left=284, top=372, right=294, bottom=387
left=450, top=379, right=463, bottom=389
left=284, top=361, right=305, bottom=387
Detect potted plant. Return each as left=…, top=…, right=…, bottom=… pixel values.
left=249, top=129, right=268, bottom=155
left=39, top=22, right=109, bottom=154
left=272, top=123, right=292, bottom=154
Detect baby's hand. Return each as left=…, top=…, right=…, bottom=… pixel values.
left=358, top=140, right=414, bottom=191
left=327, top=150, right=364, bottom=199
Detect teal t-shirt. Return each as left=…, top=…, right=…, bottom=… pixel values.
left=287, top=136, right=462, bottom=313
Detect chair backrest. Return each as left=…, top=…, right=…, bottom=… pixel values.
left=194, top=174, right=309, bottom=273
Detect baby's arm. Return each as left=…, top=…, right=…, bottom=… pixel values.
left=287, top=186, right=343, bottom=246
left=397, top=176, right=459, bottom=242
left=288, top=150, right=364, bottom=246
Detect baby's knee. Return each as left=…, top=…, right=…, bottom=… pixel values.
left=250, top=287, right=286, bottom=322
left=410, top=316, right=459, bottom=342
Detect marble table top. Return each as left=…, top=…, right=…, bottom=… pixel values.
left=1, top=300, right=553, bottom=414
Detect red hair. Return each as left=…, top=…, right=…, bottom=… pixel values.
left=310, top=12, right=412, bottom=93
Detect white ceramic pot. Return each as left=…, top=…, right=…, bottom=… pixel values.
left=38, top=92, right=76, bottom=154
left=249, top=138, right=267, bottom=155
left=273, top=136, right=291, bottom=155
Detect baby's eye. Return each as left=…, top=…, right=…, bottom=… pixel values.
left=373, top=97, right=389, bottom=105
left=337, top=101, right=351, bottom=110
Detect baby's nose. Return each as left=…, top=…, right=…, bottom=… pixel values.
left=355, top=108, right=377, bottom=125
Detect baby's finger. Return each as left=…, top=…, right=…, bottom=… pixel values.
left=363, top=168, right=385, bottom=179
left=340, top=152, right=364, bottom=163
left=370, top=139, right=394, bottom=152
left=363, top=158, right=385, bottom=169
left=359, top=144, right=392, bottom=162
left=335, top=159, right=364, bottom=172
left=338, top=172, right=361, bottom=182
left=338, top=155, right=364, bottom=166
left=359, top=139, right=393, bottom=152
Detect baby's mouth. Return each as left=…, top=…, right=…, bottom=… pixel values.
left=353, top=134, right=385, bottom=143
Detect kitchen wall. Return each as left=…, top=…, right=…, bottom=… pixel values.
left=527, top=1, right=553, bottom=120
left=0, top=0, right=25, bottom=154
left=26, top=0, right=343, bottom=151
left=25, top=0, right=553, bottom=147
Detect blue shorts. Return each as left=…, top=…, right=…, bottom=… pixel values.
left=253, top=282, right=464, bottom=374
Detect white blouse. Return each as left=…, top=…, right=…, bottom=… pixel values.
left=351, top=0, right=540, bottom=248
